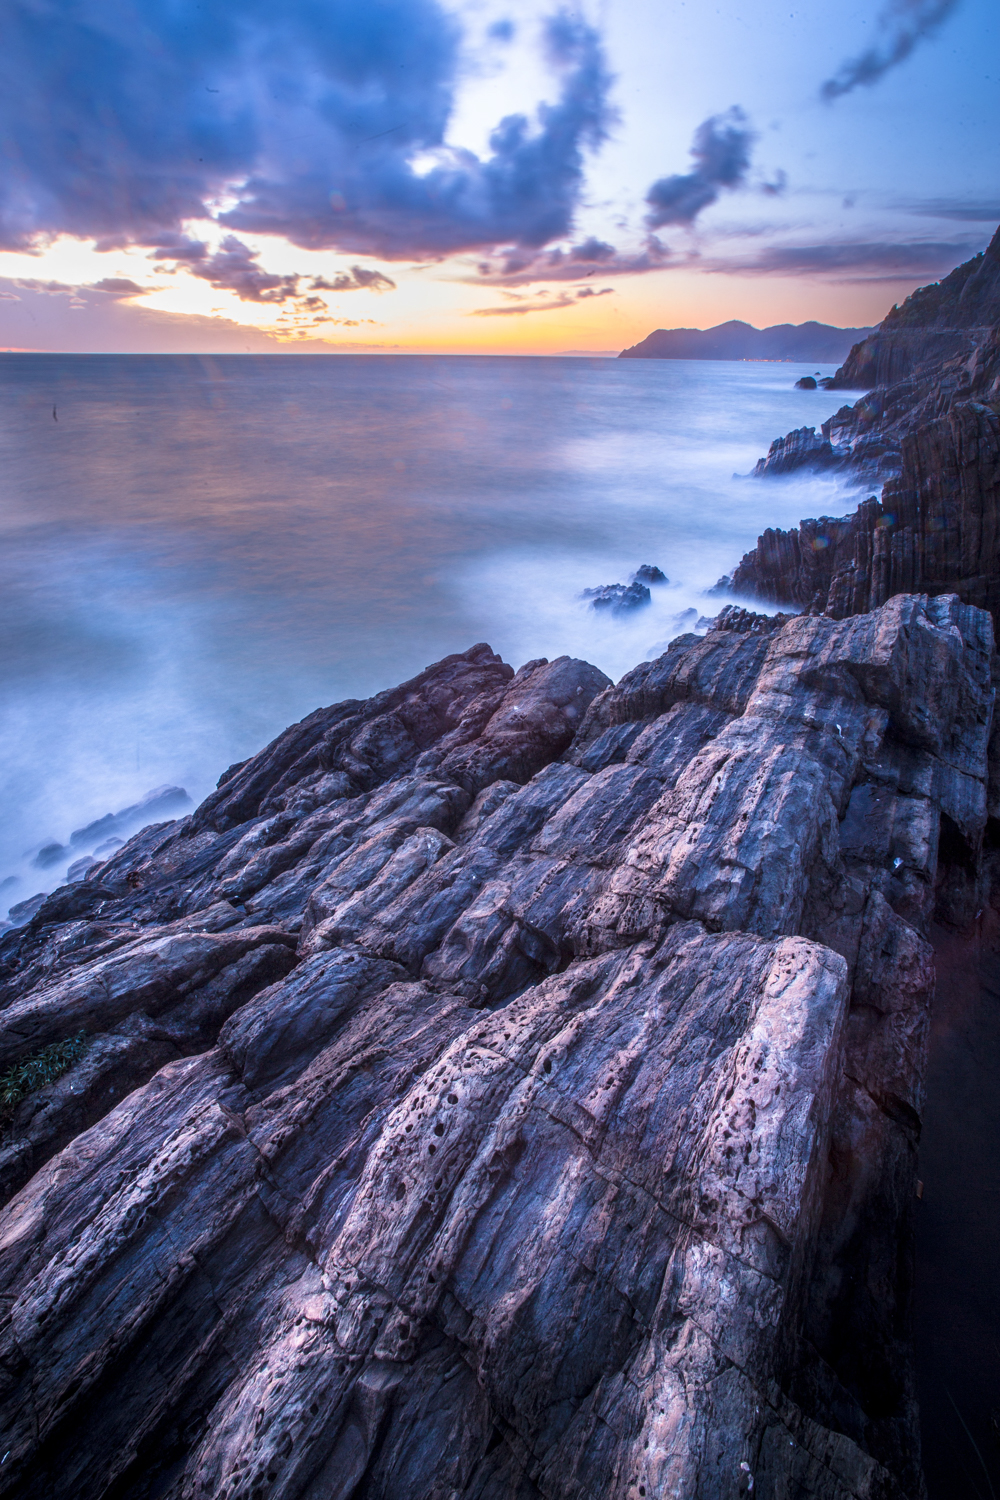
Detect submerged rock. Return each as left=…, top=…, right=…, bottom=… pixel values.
left=6, top=891, right=48, bottom=927
left=69, top=784, right=193, bottom=850
left=631, top=562, right=668, bottom=584
left=30, top=842, right=67, bottom=870
left=582, top=579, right=652, bottom=613
left=0, top=605, right=987, bottom=1499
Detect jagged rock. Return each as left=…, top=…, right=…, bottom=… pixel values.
left=750, top=226, right=1000, bottom=488
left=752, top=424, right=850, bottom=477
left=0, top=607, right=989, bottom=1499
left=631, top=563, right=668, bottom=584
left=736, top=228, right=1000, bottom=640
left=733, top=403, right=1000, bottom=627
left=582, top=580, right=652, bottom=613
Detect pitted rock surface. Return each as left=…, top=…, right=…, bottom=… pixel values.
left=0, top=605, right=992, bottom=1500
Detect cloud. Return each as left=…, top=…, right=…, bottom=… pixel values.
left=147, top=235, right=396, bottom=305
left=645, top=109, right=754, bottom=229
left=1, top=2, right=613, bottom=267
left=0, top=276, right=289, bottom=351
left=471, top=234, right=671, bottom=286
left=821, top=0, right=961, bottom=100
left=908, top=199, right=1000, bottom=222
left=88, top=278, right=149, bottom=297
left=173, top=235, right=302, bottom=302
left=701, top=236, right=983, bottom=279
left=470, top=284, right=613, bottom=315
left=310, top=268, right=396, bottom=292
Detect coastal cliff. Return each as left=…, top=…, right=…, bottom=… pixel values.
left=0, top=596, right=993, bottom=1500
left=733, top=228, right=1000, bottom=623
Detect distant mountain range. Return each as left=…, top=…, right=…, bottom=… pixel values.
left=618, top=319, right=876, bottom=363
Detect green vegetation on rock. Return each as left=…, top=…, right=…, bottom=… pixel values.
left=0, top=1035, right=87, bottom=1122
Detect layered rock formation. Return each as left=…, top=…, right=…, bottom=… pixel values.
left=828, top=233, right=1000, bottom=393
left=733, top=229, right=1000, bottom=625
left=0, top=596, right=992, bottom=1500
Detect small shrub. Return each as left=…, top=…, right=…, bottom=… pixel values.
left=0, top=1034, right=88, bottom=1122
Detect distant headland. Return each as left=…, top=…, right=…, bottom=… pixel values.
left=618, top=318, right=876, bottom=363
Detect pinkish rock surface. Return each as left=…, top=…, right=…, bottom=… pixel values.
left=0, top=601, right=992, bottom=1500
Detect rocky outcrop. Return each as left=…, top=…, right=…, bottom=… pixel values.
left=582, top=581, right=651, bottom=613
left=733, top=402, right=1000, bottom=625
left=829, top=230, right=1000, bottom=393
left=0, top=599, right=991, bottom=1500
left=736, top=229, right=1000, bottom=630
left=749, top=227, right=1000, bottom=489
left=751, top=425, right=849, bottom=477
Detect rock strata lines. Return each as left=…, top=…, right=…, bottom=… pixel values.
left=0, top=603, right=990, bottom=1500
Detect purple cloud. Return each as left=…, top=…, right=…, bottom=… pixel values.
left=645, top=109, right=754, bottom=229
left=1, top=2, right=613, bottom=276
left=822, top=0, right=962, bottom=99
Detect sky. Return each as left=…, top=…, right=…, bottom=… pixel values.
left=0, top=0, right=997, bottom=354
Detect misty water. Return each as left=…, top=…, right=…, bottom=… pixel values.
left=0, top=351, right=867, bottom=915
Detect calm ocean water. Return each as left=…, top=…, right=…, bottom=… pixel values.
left=0, top=352, right=865, bottom=909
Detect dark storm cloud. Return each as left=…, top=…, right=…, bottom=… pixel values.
left=645, top=109, right=754, bottom=229
left=703, top=237, right=983, bottom=278
left=821, top=0, right=962, bottom=100
left=1, top=1, right=613, bottom=281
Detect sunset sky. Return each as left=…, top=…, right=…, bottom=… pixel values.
left=1, top=0, right=997, bottom=354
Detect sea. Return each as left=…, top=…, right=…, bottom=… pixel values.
left=0, top=352, right=867, bottom=914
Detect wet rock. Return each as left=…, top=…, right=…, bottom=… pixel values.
left=795, top=375, right=818, bottom=389
left=31, top=842, right=67, bottom=870
left=6, top=892, right=48, bottom=927
left=752, top=424, right=849, bottom=477
left=582, top=580, right=652, bottom=613
left=69, top=784, right=193, bottom=850
left=734, top=229, right=1000, bottom=644
left=733, top=403, right=1000, bottom=629
left=631, top=563, right=668, bottom=584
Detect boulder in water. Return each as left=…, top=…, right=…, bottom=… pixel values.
left=69, top=785, right=192, bottom=850
left=30, top=842, right=67, bottom=870
left=7, top=891, right=48, bottom=926
left=631, top=563, right=668, bottom=585
left=794, top=375, right=817, bottom=389
left=582, top=580, right=652, bottom=614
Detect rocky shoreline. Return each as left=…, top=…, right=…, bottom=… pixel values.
left=730, top=227, right=1000, bottom=624
left=0, top=594, right=990, bottom=1500
left=1, top=236, right=999, bottom=1499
